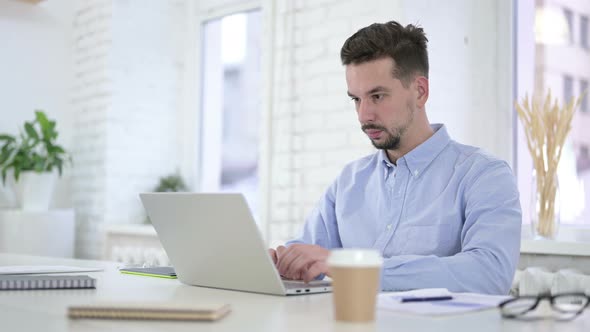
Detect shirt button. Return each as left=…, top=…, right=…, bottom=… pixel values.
left=386, top=224, right=392, bottom=230
left=414, top=170, right=419, bottom=176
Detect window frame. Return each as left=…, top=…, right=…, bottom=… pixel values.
left=564, top=7, right=575, bottom=44
left=581, top=79, right=589, bottom=113
left=580, top=14, right=589, bottom=50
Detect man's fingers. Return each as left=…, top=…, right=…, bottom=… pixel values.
left=275, top=246, right=287, bottom=266
left=268, top=248, right=277, bottom=264
left=276, top=245, right=297, bottom=278
left=276, top=245, right=297, bottom=274
left=275, top=244, right=330, bottom=281
left=279, top=244, right=325, bottom=281
left=284, top=255, right=312, bottom=280
left=277, top=245, right=311, bottom=278
left=303, top=260, right=327, bottom=283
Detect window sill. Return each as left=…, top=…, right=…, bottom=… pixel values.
left=521, top=239, right=590, bottom=256
left=102, top=223, right=157, bottom=237
left=520, top=225, right=590, bottom=256
left=100, top=224, right=590, bottom=257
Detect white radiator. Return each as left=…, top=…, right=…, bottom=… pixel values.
left=110, top=245, right=170, bottom=266
left=512, top=267, right=590, bottom=296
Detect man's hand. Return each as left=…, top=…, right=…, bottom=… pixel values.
left=275, top=244, right=330, bottom=283
left=268, top=248, right=278, bottom=265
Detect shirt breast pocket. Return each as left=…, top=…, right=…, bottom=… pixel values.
left=397, top=224, right=458, bottom=256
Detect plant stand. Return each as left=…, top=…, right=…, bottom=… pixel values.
left=0, top=209, right=75, bottom=258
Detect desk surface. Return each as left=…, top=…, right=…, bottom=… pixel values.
left=0, top=254, right=588, bottom=332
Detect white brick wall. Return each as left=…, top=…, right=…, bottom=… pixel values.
left=267, top=0, right=395, bottom=246
left=71, top=0, right=112, bottom=258
left=72, top=0, right=185, bottom=259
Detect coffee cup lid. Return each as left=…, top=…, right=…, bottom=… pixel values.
left=327, top=248, right=383, bottom=267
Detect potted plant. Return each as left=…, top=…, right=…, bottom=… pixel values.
left=153, top=173, right=188, bottom=192
left=0, top=110, right=70, bottom=211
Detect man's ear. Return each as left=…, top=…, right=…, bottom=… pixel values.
left=414, top=76, right=429, bottom=109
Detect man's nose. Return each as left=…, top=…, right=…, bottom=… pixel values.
left=357, top=100, right=376, bottom=123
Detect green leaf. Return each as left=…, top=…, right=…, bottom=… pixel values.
left=34, top=155, right=45, bottom=172
left=14, top=168, right=20, bottom=182
left=35, top=111, right=50, bottom=129
left=48, top=145, right=65, bottom=154
left=0, top=135, right=15, bottom=142
left=42, top=121, right=57, bottom=141
left=48, top=121, right=57, bottom=139
left=0, top=151, right=8, bottom=165
left=5, top=146, right=19, bottom=167
left=1, top=141, right=10, bottom=152
left=24, top=122, right=39, bottom=141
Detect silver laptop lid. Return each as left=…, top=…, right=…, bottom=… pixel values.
left=140, top=193, right=288, bottom=295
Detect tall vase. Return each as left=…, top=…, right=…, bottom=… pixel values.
left=530, top=169, right=560, bottom=240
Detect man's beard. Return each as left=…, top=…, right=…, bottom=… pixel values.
left=363, top=124, right=404, bottom=150
left=361, top=103, right=415, bottom=150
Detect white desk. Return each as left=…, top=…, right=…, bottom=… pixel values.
left=0, top=254, right=589, bottom=332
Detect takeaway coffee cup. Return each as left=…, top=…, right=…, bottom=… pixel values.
left=327, top=249, right=383, bottom=322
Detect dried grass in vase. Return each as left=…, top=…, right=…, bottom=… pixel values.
left=515, top=90, right=584, bottom=238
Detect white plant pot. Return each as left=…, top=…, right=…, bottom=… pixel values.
left=13, top=171, right=57, bottom=211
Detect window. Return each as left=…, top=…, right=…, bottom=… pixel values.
left=564, top=8, right=574, bottom=44
left=564, top=75, right=573, bottom=104
left=581, top=80, right=589, bottom=113
left=517, top=2, right=590, bottom=226
left=580, top=146, right=590, bottom=174
left=199, top=10, right=262, bottom=219
left=581, top=15, right=589, bottom=49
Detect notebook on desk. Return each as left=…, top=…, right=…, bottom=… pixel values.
left=68, top=302, right=230, bottom=321
left=119, top=266, right=177, bottom=279
left=140, top=193, right=332, bottom=296
left=0, top=275, right=96, bottom=290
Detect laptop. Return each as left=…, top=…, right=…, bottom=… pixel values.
left=139, top=193, right=332, bottom=296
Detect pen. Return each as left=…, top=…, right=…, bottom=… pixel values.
left=400, top=295, right=453, bottom=303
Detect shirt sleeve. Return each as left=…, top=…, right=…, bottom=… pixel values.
left=380, top=161, right=522, bottom=295
left=286, top=180, right=343, bottom=249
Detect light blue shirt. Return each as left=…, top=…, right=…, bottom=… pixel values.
left=287, top=124, right=522, bottom=295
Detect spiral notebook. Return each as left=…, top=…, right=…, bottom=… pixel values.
left=0, top=275, right=96, bottom=290
left=68, top=302, right=231, bottom=321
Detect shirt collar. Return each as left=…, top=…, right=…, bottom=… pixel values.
left=378, top=124, right=451, bottom=178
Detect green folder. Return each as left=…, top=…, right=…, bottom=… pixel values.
left=119, top=266, right=177, bottom=279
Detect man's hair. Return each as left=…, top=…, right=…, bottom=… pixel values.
left=340, top=21, right=429, bottom=87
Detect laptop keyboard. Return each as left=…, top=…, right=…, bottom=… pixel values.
left=282, top=280, right=331, bottom=289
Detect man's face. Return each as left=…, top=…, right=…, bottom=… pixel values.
left=345, top=57, right=416, bottom=150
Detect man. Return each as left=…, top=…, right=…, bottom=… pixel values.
left=269, top=21, right=521, bottom=295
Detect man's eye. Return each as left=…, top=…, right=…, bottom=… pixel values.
left=350, top=97, right=359, bottom=103
left=372, top=94, right=384, bottom=101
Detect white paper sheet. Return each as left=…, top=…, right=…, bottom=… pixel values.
left=0, top=265, right=104, bottom=275
left=378, top=288, right=511, bottom=316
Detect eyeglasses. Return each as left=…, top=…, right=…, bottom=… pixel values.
left=499, top=293, right=590, bottom=320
